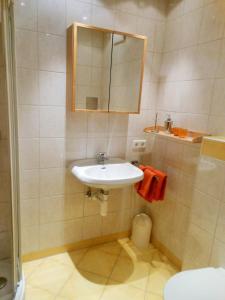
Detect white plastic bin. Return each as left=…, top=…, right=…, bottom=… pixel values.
left=131, top=213, right=152, bottom=249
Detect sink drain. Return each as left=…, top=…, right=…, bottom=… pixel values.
left=0, top=277, right=7, bottom=289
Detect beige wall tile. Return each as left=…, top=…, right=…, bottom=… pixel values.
left=15, top=0, right=37, bottom=30
left=170, top=203, right=190, bottom=259
left=87, top=112, right=109, bottom=138
left=208, top=115, right=225, bottom=135
left=40, top=107, right=65, bottom=138
left=101, top=212, right=121, bottom=235
left=181, top=145, right=200, bottom=175
left=179, top=79, right=214, bottom=114
left=86, top=137, right=108, bottom=158
left=182, top=223, right=213, bottom=270
left=40, top=195, right=65, bottom=224
left=66, top=112, right=88, bottom=138
left=17, top=68, right=39, bottom=105
left=40, top=168, right=65, bottom=197
left=38, top=0, right=66, bottom=36
left=38, top=33, right=66, bottom=72
left=211, top=78, right=225, bottom=117
left=183, top=0, right=204, bottom=13
left=66, top=0, right=92, bottom=26
left=20, top=169, right=39, bottom=200
left=20, top=198, right=39, bottom=227
left=40, top=138, right=65, bottom=168
left=195, top=156, right=225, bottom=199
left=39, top=222, right=64, bottom=249
left=19, top=138, right=39, bottom=170
left=92, top=5, right=115, bottom=28
left=199, top=1, right=225, bottom=43
left=191, top=189, right=220, bottom=234
left=84, top=197, right=100, bottom=217
left=181, top=9, right=203, bottom=47
left=210, top=239, right=225, bottom=267
left=16, top=29, right=38, bottom=69
left=21, top=225, right=40, bottom=254
left=65, top=193, right=84, bottom=219
left=83, top=215, right=102, bottom=240
left=215, top=202, right=225, bottom=243
left=195, top=40, right=222, bottom=79
left=177, top=173, right=194, bottom=208
left=136, top=18, right=155, bottom=51
left=65, top=171, right=84, bottom=195
left=18, top=105, right=39, bottom=138
left=66, top=138, right=87, bottom=162
left=39, top=71, right=66, bottom=106
left=217, top=38, right=225, bottom=77
left=64, top=219, right=83, bottom=244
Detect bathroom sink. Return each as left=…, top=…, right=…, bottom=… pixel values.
left=71, top=158, right=144, bottom=189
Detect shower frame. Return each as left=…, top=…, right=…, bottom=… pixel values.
left=1, top=0, right=24, bottom=298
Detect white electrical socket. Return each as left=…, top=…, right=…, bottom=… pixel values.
left=132, top=139, right=146, bottom=149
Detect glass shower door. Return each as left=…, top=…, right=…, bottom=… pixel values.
left=0, top=1, right=23, bottom=299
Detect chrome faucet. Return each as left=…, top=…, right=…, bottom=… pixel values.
left=96, top=152, right=108, bottom=164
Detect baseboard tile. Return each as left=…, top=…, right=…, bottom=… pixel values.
left=151, top=236, right=182, bottom=270
left=22, top=231, right=130, bottom=262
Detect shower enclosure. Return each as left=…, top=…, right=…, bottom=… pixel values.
left=0, top=1, right=24, bottom=299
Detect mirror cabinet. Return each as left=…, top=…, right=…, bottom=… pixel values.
left=67, top=23, right=147, bottom=114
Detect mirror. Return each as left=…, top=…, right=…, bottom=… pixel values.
left=75, top=27, right=112, bottom=110
left=67, top=23, right=147, bottom=114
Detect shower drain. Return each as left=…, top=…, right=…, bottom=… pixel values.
left=0, top=277, right=7, bottom=289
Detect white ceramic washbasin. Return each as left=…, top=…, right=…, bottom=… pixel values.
left=71, top=158, right=143, bottom=189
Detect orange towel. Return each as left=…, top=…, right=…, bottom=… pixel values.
left=135, top=165, right=167, bottom=202
left=152, top=168, right=167, bottom=200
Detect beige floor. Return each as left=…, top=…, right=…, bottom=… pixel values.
left=23, top=238, right=178, bottom=300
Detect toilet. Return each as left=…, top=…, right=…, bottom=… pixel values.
left=164, top=267, right=225, bottom=300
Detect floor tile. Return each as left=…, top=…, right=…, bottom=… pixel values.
left=92, top=241, right=122, bottom=256
left=25, top=284, right=55, bottom=300
left=23, top=241, right=178, bottom=300
left=27, top=260, right=73, bottom=296
left=51, top=248, right=87, bottom=267
left=23, top=258, right=45, bottom=278
left=69, top=248, right=88, bottom=265
left=110, top=256, right=150, bottom=290
left=110, top=256, right=134, bottom=282
left=101, top=282, right=146, bottom=300
left=146, top=266, right=174, bottom=296
left=56, top=269, right=107, bottom=300
left=78, top=248, right=118, bottom=277
left=145, top=292, right=163, bottom=300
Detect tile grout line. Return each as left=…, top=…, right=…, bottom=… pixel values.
left=98, top=244, right=124, bottom=300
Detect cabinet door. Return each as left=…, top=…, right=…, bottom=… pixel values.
left=67, top=23, right=147, bottom=114
left=70, top=25, right=112, bottom=112
left=109, top=33, right=146, bottom=113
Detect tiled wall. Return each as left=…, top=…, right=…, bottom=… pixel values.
left=14, top=0, right=166, bottom=254
left=147, top=0, right=225, bottom=270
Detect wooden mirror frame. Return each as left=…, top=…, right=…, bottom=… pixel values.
left=67, top=22, right=147, bottom=114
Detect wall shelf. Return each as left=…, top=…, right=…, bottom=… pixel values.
left=201, top=136, right=225, bottom=161
left=144, top=126, right=210, bottom=144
